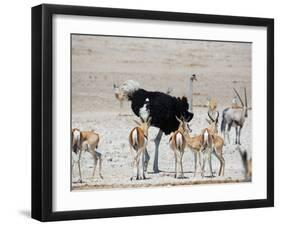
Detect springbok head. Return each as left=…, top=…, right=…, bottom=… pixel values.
left=175, top=116, right=192, bottom=133
left=207, top=98, right=217, bottom=112
left=206, top=110, right=219, bottom=133
left=233, top=88, right=248, bottom=117
left=133, top=116, right=152, bottom=137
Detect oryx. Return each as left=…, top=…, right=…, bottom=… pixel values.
left=221, top=88, right=248, bottom=145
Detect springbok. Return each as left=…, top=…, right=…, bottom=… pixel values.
left=172, top=117, right=203, bottom=177
left=204, top=116, right=225, bottom=177
left=221, top=88, right=249, bottom=145
left=169, top=116, right=188, bottom=178
left=129, top=116, right=152, bottom=180
left=170, top=116, right=224, bottom=178
left=207, top=98, right=219, bottom=124
left=72, top=128, right=103, bottom=183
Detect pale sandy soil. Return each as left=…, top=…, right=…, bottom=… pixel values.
left=71, top=35, right=252, bottom=190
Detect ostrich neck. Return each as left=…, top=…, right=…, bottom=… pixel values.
left=188, top=78, right=194, bottom=112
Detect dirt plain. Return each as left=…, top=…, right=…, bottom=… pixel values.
left=71, top=35, right=252, bottom=190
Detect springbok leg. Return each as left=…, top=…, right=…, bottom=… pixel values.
left=142, top=150, right=147, bottom=179
left=92, top=154, right=98, bottom=178
left=208, top=152, right=214, bottom=177
left=193, top=151, right=197, bottom=176
left=174, top=152, right=178, bottom=178
left=97, top=153, right=103, bottom=179
left=180, top=151, right=184, bottom=178
left=119, top=100, right=123, bottom=116
left=214, top=150, right=225, bottom=176
left=153, top=129, right=163, bottom=173
left=77, top=150, right=83, bottom=183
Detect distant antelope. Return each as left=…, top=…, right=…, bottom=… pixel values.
left=169, top=116, right=188, bottom=178
left=129, top=113, right=152, bottom=180
left=221, top=88, right=249, bottom=145
left=113, top=83, right=126, bottom=115
left=72, top=128, right=103, bottom=183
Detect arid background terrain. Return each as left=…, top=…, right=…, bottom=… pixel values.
left=71, top=34, right=252, bottom=190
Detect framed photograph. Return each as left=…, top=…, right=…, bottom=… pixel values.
left=32, top=4, right=274, bottom=221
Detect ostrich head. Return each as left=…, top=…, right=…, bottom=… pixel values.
left=119, top=80, right=140, bottom=99
left=178, top=96, right=194, bottom=122
left=190, top=74, right=197, bottom=82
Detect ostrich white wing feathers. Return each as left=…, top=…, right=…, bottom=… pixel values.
left=139, top=98, right=150, bottom=121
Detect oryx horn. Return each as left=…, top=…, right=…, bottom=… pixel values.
left=233, top=88, right=244, bottom=106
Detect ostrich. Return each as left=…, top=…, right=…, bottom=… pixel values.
left=113, top=80, right=140, bottom=116
left=118, top=80, right=194, bottom=173
left=114, top=82, right=173, bottom=116
left=187, top=74, right=197, bottom=112
left=221, top=88, right=248, bottom=145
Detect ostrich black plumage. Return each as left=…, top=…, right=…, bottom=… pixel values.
left=118, top=80, right=194, bottom=173
left=129, top=89, right=193, bottom=134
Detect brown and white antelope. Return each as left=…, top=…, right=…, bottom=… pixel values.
left=177, top=115, right=224, bottom=178
left=207, top=97, right=219, bottom=123
left=169, top=116, right=188, bottom=178
left=203, top=115, right=225, bottom=177
left=129, top=116, right=151, bottom=180
left=173, top=117, right=203, bottom=177
left=72, top=128, right=103, bottom=183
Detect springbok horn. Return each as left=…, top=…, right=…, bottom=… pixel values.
left=175, top=116, right=182, bottom=123
left=208, top=111, right=215, bottom=122
left=139, top=116, right=145, bottom=123
left=233, top=88, right=244, bottom=107
left=206, top=118, right=212, bottom=124
left=215, top=111, right=219, bottom=122
left=133, top=120, right=141, bottom=126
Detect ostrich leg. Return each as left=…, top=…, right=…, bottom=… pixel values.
left=144, top=148, right=150, bottom=172
left=153, top=129, right=163, bottom=173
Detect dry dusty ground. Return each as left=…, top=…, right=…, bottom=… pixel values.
left=71, top=35, right=252, bottom=190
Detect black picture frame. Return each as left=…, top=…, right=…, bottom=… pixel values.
left=32, top=4, right=274, bottom=222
